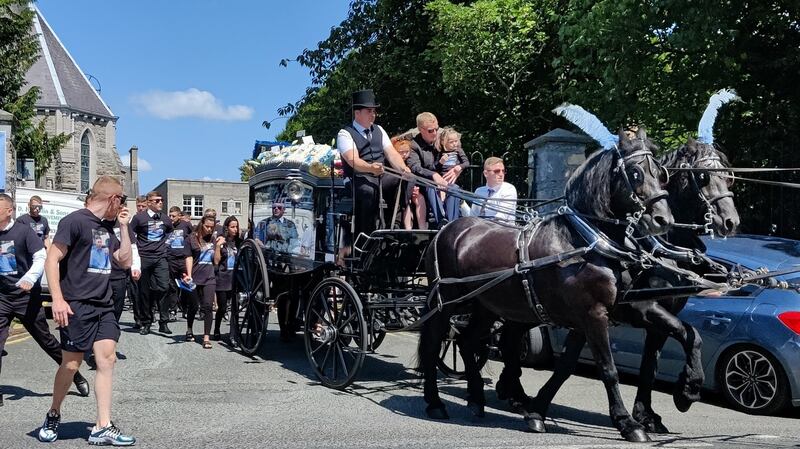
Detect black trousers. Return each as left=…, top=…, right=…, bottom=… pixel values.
left=110, top=277, right=128, bottom=323
left=0, top=291, right=62, bottom=382
left=127, top=277, right=141, bottom=325
left=352, top=175, right=404, bottom=238
left=138, top=256, right=170, bottom=326
left=214, top=290, right=236, bottom=336
left=186, top=284, right=214, bottom=336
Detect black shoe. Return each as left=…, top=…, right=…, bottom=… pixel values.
left=132, top=323, right=141, bottom=330
left=73, top=372, right=90, bottom=397
left=158, top=323, right=172, bottom=334
left=139, top=327, right=150, bottom=335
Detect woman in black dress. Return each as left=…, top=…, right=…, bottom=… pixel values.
left=213, top=216, right=241, bottom=343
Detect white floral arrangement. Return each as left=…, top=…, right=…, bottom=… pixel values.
left=249, top=142, right=342, bottom=178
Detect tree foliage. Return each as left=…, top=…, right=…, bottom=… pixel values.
left=1, top=0, right=71, bottom=186
left=274, top=0, right=800, bottom=237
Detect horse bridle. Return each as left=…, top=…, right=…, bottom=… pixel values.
left=614, top=145, right=670, bottom=236
left=681, top=150, right=735, bottom=235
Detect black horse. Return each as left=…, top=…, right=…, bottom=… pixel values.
left=418, top=128, right=674, bottom=443
left=493, top=137, right=741, bottom=436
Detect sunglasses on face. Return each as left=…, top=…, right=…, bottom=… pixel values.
left=113, top=194, right=128, bottom=203
left=31, top=205, right=42, bottom=211
left=149, top=198, right=163, bottom=203
left=487, top=169, right=506, bottom=175
left=425, top=127, right=439, bottom=134
left=273, top=205, right=284, bottom=210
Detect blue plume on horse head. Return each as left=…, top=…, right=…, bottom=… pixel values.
left=552, top=104, right=618, bottom=150
left=697, top=89, right=740, bottom=145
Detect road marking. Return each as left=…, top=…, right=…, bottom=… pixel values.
left=6, top=334, right=31, bottom=345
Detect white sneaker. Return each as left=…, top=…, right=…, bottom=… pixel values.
left=88, top=422, right=136, bottom=446
left=37, top=410, right=60, bottom=443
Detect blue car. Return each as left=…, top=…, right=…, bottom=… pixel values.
left=542, top=234, right=800, bottom=415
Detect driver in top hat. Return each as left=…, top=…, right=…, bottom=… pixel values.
left=336, top=89, right=411, bottom=238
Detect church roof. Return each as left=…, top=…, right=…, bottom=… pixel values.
left=23, top=6, right=115, bottom=119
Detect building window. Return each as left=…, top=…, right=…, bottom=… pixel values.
left=183, top=195, right=204, bottom=218
left=221, top=200, right=242, bottom=215
left=80, top=131, right=90, bottom=193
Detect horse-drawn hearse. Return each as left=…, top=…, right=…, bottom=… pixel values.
left=234, top=142, right=450, bottom=389
left=232, top=91, right=797, bottom=442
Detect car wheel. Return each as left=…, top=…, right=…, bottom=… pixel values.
left=520, top=327, right=553, bottom=368
left=717, top=345, right=790, bottom=415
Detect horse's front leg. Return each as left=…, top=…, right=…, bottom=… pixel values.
left=584, top=312, right=651, bottom=443
left=632, top=330, right=671, bottom=433
left=641, top=305, right=704, bottom=413
left=525, top=329, right=585, bottom=433
left=420, top=309, right=451, bottom=419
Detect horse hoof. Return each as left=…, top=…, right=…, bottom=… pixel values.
left=426, top=406, right=449, bottom=420
left=644, top=419, right=670, bottom=434
left=467, top=401, right=485, bottom=418
left=622, top=428, right=651, bottom=443
left=525, top=417, right=546, bottom=433
left=673, top=393, right=693, bottom=413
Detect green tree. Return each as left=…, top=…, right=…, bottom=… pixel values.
left=1, top=0, right=71, bottom=186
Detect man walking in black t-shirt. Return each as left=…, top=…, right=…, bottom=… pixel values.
left=166, top=206, right=193, bottom=319
left=129, top=190, right=173, bottom=335
left=0, top=194, right=89, bottom=407
left=16, top=195, right=51, bottom=247
left=37, top=176, right=135, bottom=445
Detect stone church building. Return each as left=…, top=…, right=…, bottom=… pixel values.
left=16, top=5, right=126, bottom=194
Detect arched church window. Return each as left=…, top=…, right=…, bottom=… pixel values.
left=80, top=131, right=90, bottom=193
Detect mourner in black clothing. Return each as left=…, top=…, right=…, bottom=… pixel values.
left=129, top=190, right=174, bottom=335
left=166, top=206, right=193, bottom=318
left=336, top=89, right=411, bottom=238
left=407, top=112, right=453, bottom=226
left=37, top=176, right=135, bottom=445
left=0, top=194, right=89, bottom=407
left=16, top=195, right=51, bottom=247
left=183, top=215, right=223, bottom=349
left=213, top=216, right=241, bottom=343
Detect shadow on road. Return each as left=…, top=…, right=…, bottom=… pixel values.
left=26, top=421, right=93, bottom=441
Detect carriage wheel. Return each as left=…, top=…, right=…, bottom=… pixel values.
left=437, top=327, right=490, bottom=379
left=303, top=277, right=367, bottom=389
left=233, top=239, right=270, bottom=356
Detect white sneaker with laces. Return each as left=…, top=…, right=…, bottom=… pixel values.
left=37, top=410, right=60, bottom=443
left=87, top=421, right=136, bottom=446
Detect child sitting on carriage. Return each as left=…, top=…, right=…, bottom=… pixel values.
left=434, top=127, right=469, bottom=219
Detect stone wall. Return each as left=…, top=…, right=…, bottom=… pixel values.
left=36, top=110, right=122, bottom=192
left=153, top=179, right=250, bottom=229
left=525, top=129, right=591, bottom=214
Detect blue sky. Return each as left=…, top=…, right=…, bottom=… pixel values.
left=36, top=0, right=352, bottom=191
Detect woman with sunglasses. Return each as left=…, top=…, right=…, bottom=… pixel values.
left=213, top=216, right=241, bottom=343
left=470, top=156, right=517, bottom=223
left=183, top=215, right=223, bottom=348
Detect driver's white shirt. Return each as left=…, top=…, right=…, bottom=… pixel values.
left=471, top=182, right=517, bottom=223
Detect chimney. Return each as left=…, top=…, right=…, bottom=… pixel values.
left=129, top=146, right=139, bottom=199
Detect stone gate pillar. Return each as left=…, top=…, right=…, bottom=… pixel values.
left=525, top=128, right=591, bottom=214
left=0, top=109, right=14, bottom=196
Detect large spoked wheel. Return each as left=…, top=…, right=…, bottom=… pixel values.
left=437, top=327, right=489, bottom=379
left=718, top=346, right=790, bottom=415
left=233, top=239, right=270, bottom=356
left=304, top=277, right=367, bottom=389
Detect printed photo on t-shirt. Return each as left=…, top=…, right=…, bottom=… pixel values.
left=88, top=229, right=112, bottom=274
left=147, top=220, right=164, bottom=241
left=168, top=229, right=185, bottom=249
left=30, top=222, right=45, bottom=238
left=226, top=250, right=236, bottom=269
left=0, top=241, right=18, bottom=275
left=198, top=242, right=214, bottom=265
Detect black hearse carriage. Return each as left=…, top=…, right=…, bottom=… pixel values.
left=233, top=143, right=459, bottom=389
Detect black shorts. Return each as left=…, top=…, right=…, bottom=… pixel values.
left=59, top=301, right=120, bottom=353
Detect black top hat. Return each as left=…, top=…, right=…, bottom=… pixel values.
left=352, top=89, right=380, bottom=109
